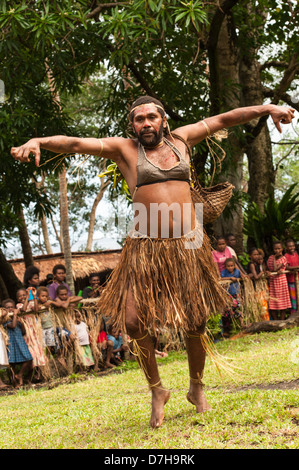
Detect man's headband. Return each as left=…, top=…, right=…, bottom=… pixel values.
left=129, top=103, right=165, bottom=121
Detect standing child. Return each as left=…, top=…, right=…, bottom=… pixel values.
left=267, top=241, right=291, bottom=320
left=23, top=266, right=40, bottom=301
left=284, top=239, right=299, bottom=315
left=212, top=236, right=235, bottom=275
left=74, top=311, right=95, bottom=368
left=16, top=287, right=47, bottom=380
left=36, top=287, right=57, bottom=355
left=247, top=248, right=265, bottom=287
left=2, top=299, right=33, bottom=388
left=220, top=258, right=244, bottom=336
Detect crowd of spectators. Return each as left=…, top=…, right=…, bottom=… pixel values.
left=0, top=235, right=298, bottom=389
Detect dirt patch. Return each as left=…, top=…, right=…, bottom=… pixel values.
left=226, top=379, right=299, bottom=392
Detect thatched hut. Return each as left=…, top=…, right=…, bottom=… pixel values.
left=9, top=249, right=122, bottom=293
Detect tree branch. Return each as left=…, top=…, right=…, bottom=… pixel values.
left=86, top=2, right=130, bottom=19
left=126, top=62, right=184, bottom=122
left=260, top=60, right=289, bottom=71
left=262, top=86, right=299, bottom=112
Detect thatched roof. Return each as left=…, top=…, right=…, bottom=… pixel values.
left=9, top=249, right=122, bottom=283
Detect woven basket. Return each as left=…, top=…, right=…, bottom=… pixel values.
left=170, top=132, right=234, bottom=224
left=190, top=182, right=234, bottom=224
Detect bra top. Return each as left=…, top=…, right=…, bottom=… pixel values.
left=136, top=137, right=191, bottom=188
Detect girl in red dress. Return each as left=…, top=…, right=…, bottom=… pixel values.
left=267, top=241, right=291, bottom=320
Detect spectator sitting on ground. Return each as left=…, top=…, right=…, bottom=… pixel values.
left=107, top=326, right=129, bottom=364
left=48, top=264, right=73, bottom=300
left=96, top=319, right=115, bottom=369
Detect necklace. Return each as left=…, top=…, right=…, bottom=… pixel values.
left=143, top=139, right=164, bottom=150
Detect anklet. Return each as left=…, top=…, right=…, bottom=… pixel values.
left=189, top=373, right=205, bottom=386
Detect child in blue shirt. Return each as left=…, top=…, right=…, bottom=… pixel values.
left=221, top=258, right=241, bottom=297
left=220, top=258, right=244, bottom=336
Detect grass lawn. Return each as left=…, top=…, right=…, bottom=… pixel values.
left=0, top=328, right=298, bottom=449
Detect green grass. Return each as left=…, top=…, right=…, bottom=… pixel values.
left=0, top=329, right=298, bottom=449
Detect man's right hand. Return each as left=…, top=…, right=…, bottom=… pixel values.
left=11, top=139, right=41, bottom=167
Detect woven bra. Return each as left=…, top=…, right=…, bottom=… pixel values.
left=133, top=137, right=191, bottom=198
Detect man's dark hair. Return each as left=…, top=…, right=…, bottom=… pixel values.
left=23, top=265, right=40, bottom=287
left=129, top=95, right=165, bottom=122
left=53, top=264, right=66, bottom=275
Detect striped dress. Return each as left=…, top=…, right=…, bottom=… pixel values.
left=267, top=255, right=291, bottom=311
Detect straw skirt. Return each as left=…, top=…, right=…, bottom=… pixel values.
left=98, top=224, right=229, bottom=335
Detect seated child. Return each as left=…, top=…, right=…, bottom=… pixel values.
left=96, top=319, right=115, bottom=369
left=220, top=258, right=244, bottom=336
left=2, top=299, right=33, bottom=388
left=107, top=326, right=129, bottom=364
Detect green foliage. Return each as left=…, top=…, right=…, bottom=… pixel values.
left=243, top=183, right=299, bottom=254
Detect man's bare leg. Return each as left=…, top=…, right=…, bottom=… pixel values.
left=185, top=331, right=212, bottom=413
left=125, top=288, right=170, bottom=428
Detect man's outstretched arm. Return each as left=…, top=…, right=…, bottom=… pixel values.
left=175, top=104, right=295, bottom=147
left=11, top=135, right=128, bottom=167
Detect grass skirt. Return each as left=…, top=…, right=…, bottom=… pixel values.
left=98, top=225, right=229, bottom=335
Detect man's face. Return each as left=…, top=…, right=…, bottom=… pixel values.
left=131, top=104, right=166, bottom=148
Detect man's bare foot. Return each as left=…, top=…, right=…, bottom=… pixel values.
left=150, top=387, right=170, bottom=428
left=187, top=383, right=212, bottom=413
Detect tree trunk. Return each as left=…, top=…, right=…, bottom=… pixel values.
left=59, top=166, right=74, bottom=293
left=239, top=48, right=275, bottom=210
left=17, top=206, right=34, bottom=267
left=46, top=59, right=74, bottom=293
left=241, top=316, right=299, bottom=335
left=40, top=213, right=53, bottom=254
left=86, top=176, right=109, bottom=251
left=208, top=14, right=244, bottom=253
left=0, top=248, right=23, bottom=301
left=0, top=273, right=9, bottom=301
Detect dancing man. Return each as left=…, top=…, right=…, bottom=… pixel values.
left=11, top=97, right=294, bottom=427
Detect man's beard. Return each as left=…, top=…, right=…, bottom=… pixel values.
left=136, top=122, right=164, bottom=148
